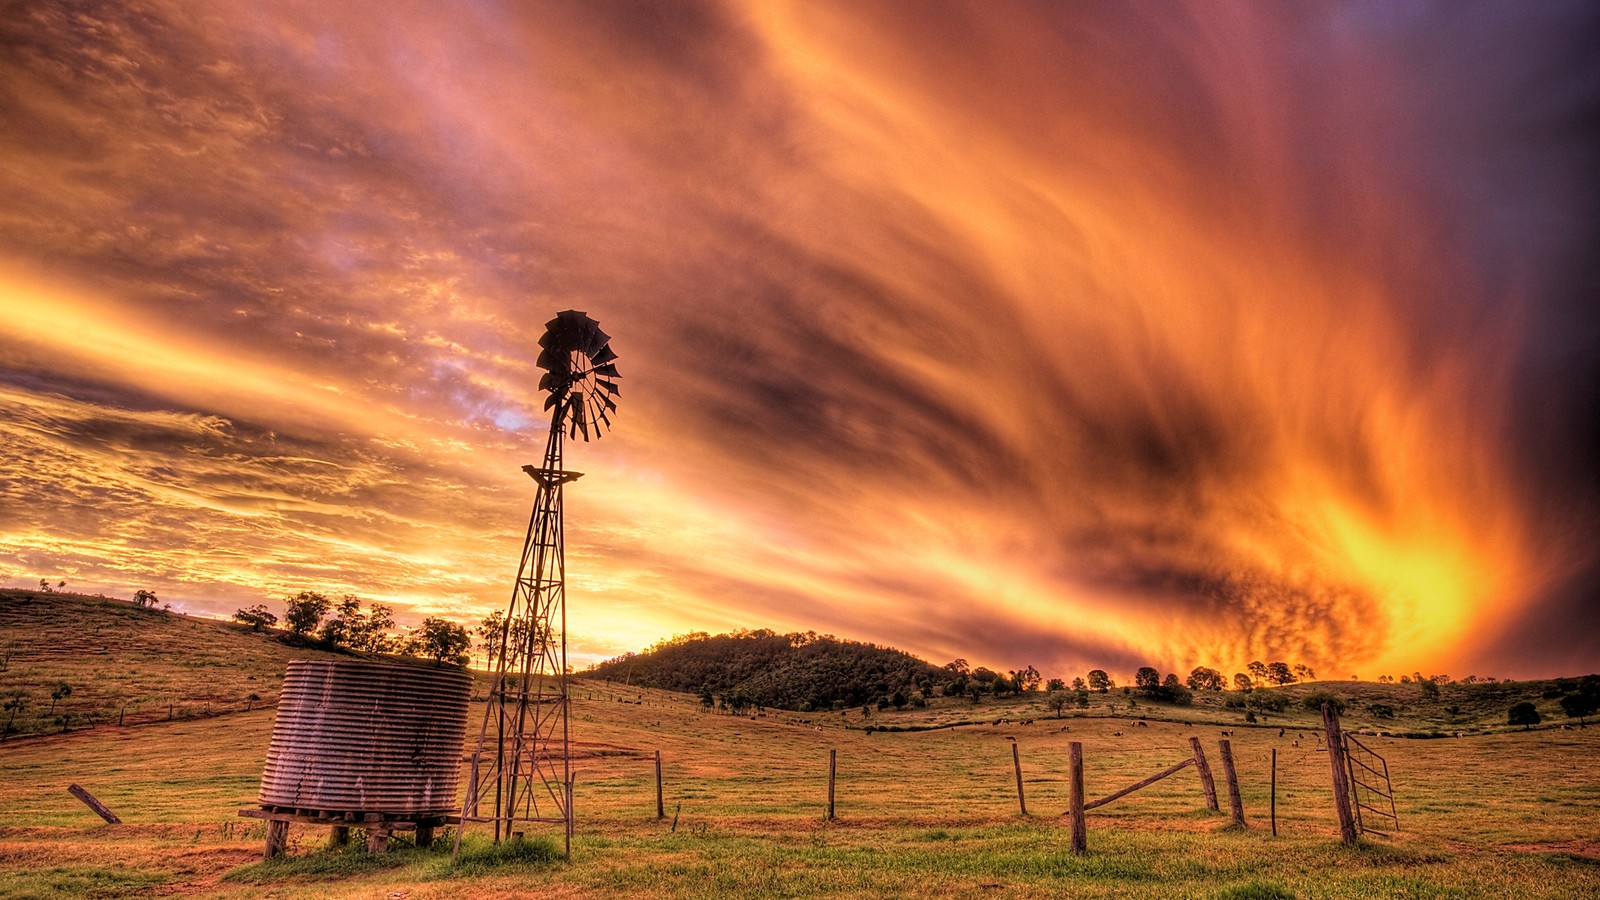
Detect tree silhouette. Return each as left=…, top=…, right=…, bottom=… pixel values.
left=408, top=617, right=470, bottom=665
left=1560, top=689, right=1598, bottom=726
left=1508, top=701, right=1540, bottom=730
left=1187, top=666, right=1224, bottom=691
left=283, top=591, right=331, bottom=635
left=232, top=604, right=277, bottom=632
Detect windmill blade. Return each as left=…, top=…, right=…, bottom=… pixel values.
left=598, top=393, right=616, bottom=413
left=595, top=363, right=620, bottom=378
left=536, top=347, right=571, bottom=374
left=591, top=344, right=618, bottom=365
left=598, top=379, right=620, bottom=396
left=582, top=328, right=611, bottom=355
left=544, top=393, right=561, bottom=411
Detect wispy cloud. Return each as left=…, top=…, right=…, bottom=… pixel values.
left=2, top=0, right=1596, bottom=678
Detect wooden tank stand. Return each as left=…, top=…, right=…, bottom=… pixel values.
left=239, top=807, right=460, bottom=859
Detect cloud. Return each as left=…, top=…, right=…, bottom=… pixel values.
left=1, top=0, right=1596, bottom=678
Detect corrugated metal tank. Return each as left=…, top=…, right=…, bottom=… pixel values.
left=257, top=659, right=471, bottom=817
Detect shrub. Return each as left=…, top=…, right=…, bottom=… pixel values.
left=1300, top=691, right=1347, bottom=714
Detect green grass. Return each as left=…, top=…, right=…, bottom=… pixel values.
left=2, top=593, right=1598, bottom=897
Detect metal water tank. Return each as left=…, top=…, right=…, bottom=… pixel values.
left=257, top=659, right=472, bottom=817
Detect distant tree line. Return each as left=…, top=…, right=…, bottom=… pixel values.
left=229, top=591, right=471, bottom=666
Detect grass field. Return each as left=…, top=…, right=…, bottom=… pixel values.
left=3, top=592, right=1598, bottom=897
left=2, top=676, right=1598, bottom=898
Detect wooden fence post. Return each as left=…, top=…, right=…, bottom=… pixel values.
left=1322, top=702, right=1358, bottom=846
left=1068, top=741, right=1086, bottom=855
left=1270, top=747, right=1278, bottom=836
left=67, top=784, right=121, bottom=824
left=655, top=749, right=665, bottom=819
left=827, top=749, right=837, bottom=821
left=1218, top=739, right=1245, bottom=826
left=1012, top=742, right=1027, bottom=816
left=1188, top=736, right=1219, bottom=811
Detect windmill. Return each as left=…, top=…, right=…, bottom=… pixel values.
left=455, top=310, right=619, bottom=858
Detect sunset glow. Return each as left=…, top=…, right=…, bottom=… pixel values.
left=2, top=1, right=1596, bottom=680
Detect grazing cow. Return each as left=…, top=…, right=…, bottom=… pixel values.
left=1006, top=735, right=1016, bottom=742
left=1113, top=731, right=1124, bottom=737
left=1292, top=740, right=1299, bottom=747
left=1278, top=728, right=1285, bottom=737
left=1136, top=721, right=1148, bottom=728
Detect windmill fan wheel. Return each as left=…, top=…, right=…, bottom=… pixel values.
left=535, top=309, right=620, bottom=441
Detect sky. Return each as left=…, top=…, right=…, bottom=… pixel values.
left=2, top=1, right=1597, bottom=681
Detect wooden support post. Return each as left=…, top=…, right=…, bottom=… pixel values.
left=1270, top=748, right=1278, bottom=836
left=1012, top=742, right=1027, bottom=816
left=565, top=773, right=575, bottom=858
left=827, top=749, right=837, bottom=821
left=329, top=825, right=350, bottom=848
left=263, top=819, right=289, bottom=859
left=1219, top=739, right=1245, bottom=826
left=1189, top=736, right=1219, bottom=811
left=1322, top=702, right=1358, bottom=846
left=366, top=828, right=390, bottom=853
left=67, top=784, right=121, bottom=824
left=655, top=749, right=665, bottom=819
left=415, top=823, right=434, bottom=849
left=1068, top=741, right=1086, bottom=855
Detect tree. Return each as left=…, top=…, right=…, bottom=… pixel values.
left=1233, top=673, right=1253, bottom=691
left=1187, top=666, right=1224, bottom=691
left=48, top=682, right=71, bottom=716
left=321, top=596, right=398, bottom=652
left=233, top=604, right=278, bottom=632
left=699, top=684, right=714, bottom=709
left=1560, top=691, right=1598, bottom=726
left=1047, top=691, right=1070, bottom=718
left=3, top=692, right=26, bottom=736
left=1293, top=664, right=1315, bottom=682
left=133, top=589, right=159, bottom=608
left=1418, top=678, right=1441, bottom=702
left=1045, top=678, right=1066, bottom=692
left=408, top=617, right=471, bottom=665
left=1013, top=665, right=1042, bottom=693
left=944, top=659, right=971, bottom=677
left=1508, top=701, right=1540, bottom=730
left=1247, top=660, right=1268, bottom=683
left=1134, top=666, right=1161, bottom=693
left=1087, top=669, right=1111, bottom=693
left=284, top=591, right=331, bottom=635
left=1267, top=661, right=1294, bottom=685
left=1071, top=677, right=1086, bottom=692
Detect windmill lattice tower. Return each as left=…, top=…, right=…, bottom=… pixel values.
left=455, top=310, right=619, bottom=858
